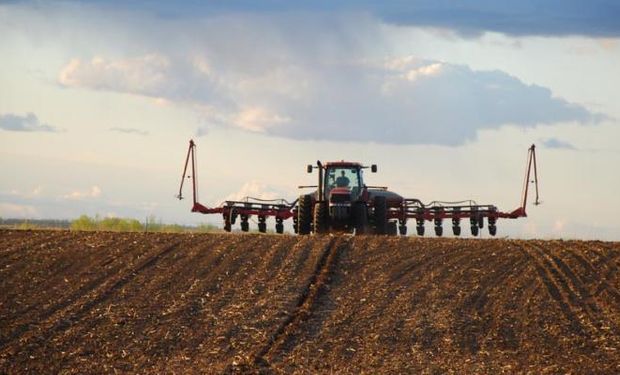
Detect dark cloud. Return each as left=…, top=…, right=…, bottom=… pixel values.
left=0, top=112, right=59, bottom=132
left=61, top=0, right=620, bottom=37
left=542, top=138, right=577, bottom=150
left=260, top=61, right=601, bottom=146
left=110, top=127, right=149, bottom=136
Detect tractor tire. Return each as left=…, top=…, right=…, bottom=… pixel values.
left=387, top=221, right=398, bottom=236
left=313, top=202, right=329, bottom=234
left=298, top=194, right=312, bottom=235
left=353, top=202, right=369, bottom=235
left=373, top=196, right=388, bottom=235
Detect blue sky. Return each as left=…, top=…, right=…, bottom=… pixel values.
left=1, top=1, right=619, bottom=239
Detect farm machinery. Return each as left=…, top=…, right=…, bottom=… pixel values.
left=177, top=140, right=539, bottom=236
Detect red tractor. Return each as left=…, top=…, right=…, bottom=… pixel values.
left=178, top=140, right=539, bottom=236
left=296, top=161, right=399, bottom=235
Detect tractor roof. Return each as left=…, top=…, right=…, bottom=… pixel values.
left=324, top=161, right=362, bottom=168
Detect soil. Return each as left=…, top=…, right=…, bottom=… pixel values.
left=0, top=230, right=619, bottom=374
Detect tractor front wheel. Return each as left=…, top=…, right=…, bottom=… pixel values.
left=313, top=202, right=329, bottom=234
left=353, top=202, right=369, bottom=235
left=298, top=194, right=312, bottom=235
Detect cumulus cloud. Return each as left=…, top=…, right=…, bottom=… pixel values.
left=223, top=180, right=288, bottom=202
left=0, top=112, right=59, bottom=132
left=52, top=11, right=602, bottom=145
left=110, top=127, right=149, bottom=136
left=62, top=186, right=102, bottom=200
left=58, top=52, right=600, bottom=145
left=59, top=55, right=171, bottom=96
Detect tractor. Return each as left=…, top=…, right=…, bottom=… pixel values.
left=296, top=161, right=401, bottom=235
left=177, top=140, right=540, bottom=236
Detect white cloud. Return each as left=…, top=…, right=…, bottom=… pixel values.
left=233, top=107, right=291, bottom=132
left=49, top=12, right=600, bottom=145
left=59, top=54, right=171, bottom=96
left=62, top=185, right=102, bottom=200
left=223, top=180, right=287, bottom=202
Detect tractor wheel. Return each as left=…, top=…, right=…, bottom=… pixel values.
left=298, top=194, right=312, bottom=235
left=387, top=221, right=398, bottom=236
left=353, top=202, right=369, bottom=234
left=471, top=225, right=479, bottom=237
left=489, top=224, right=497, bottom=236
left=313, top=202, right=329, bottom=234
left=373, top=196, right=388, bottom=235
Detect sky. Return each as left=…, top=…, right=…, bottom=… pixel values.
left=1, top=1, right=619, bottom=239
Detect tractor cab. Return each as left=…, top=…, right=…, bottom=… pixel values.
left=324, top=162, right=364, bottom=201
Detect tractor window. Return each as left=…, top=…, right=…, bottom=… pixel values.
left=325, top=167, right=361, bottom=198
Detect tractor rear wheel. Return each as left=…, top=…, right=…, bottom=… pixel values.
left=298, top=194, right=312, bottom=235
left=373, top=196, right=388, bottom=235
left=353, top=202, right=369, bottom=234
left=313, top=202, right=329, bottom=234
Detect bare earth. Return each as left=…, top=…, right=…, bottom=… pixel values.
left=0, top=230, right=619, bottom=374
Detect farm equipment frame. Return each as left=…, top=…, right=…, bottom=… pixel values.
left=177, top=140, right=539, bottom=236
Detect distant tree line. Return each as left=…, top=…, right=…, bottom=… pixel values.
left=0, top=215, right=219, bottom=233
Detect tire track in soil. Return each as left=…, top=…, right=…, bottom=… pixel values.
left=454, top=253, right=530, bottom=355
left=176, top=236, right=304, bottom=366
left=1, top=232, right=120, bottom=346
left=241, top=236, right=345, bottom=372
left=390, top=242, right=481, bottom=346
left=0, top=238, right=182, bottom=357
left=51, top=235, right=234, bottom=372
left=543, top=243, right=607, bottom=327
left=567, top=243, right=620, bottom=308
left=519, top=243, right=587, bottom=336
left=0, top=232, right=147, bottom=344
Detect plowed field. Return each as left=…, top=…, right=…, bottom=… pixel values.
left=1, top=230, right=619, bottom=374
